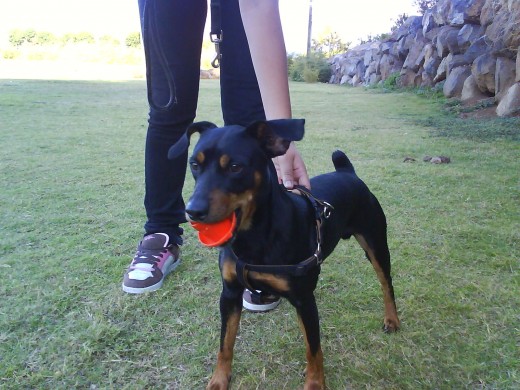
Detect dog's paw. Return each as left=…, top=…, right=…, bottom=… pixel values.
left=206, top=372, right=231, bottom=390
left=382, top=318, right=400, bottom=333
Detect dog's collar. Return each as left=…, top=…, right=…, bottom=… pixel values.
left=232, top=187, right=334, bottom=290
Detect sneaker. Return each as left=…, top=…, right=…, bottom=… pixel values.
left=122, top=233, right=180, bottom=294
left=242, top=289, right=281, bottom=312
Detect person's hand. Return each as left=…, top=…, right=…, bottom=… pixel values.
left=273, top=142, right=311, bottom=190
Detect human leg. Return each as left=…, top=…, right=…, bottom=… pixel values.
left=123, top=0, right=206, bottom=294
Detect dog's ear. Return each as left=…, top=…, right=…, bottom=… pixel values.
left=245, top=119, right=305, bottom=158
left=168, top=121, right=217, bottom=160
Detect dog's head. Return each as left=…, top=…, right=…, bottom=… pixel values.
left=168, top=119, right=304, bottom=230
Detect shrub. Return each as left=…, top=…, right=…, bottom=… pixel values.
left=9, top=29, right=36, bottom=46
left=62, top=32, right=95, bottom=45
left=302, top=66, right=319, bottom=83
left=33, top=32, right=57, bottom=46
left=288, top=53, right=331, bottom=83
left=125, top=32, right=141, bottom=48
left=383, top=72, right=400, bottom=89
left=2, top=49, right=20, bottom=60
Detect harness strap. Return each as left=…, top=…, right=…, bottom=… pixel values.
left=234, top=187, right=333, bottom=281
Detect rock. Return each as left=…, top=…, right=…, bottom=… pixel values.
left=480, top=0, right=500, bottom=27
left=430, top=156, right=451, bottom=164
left=446, top=53, right=469, bottom=74
left=444, top=65, right=471, bottom=97
left=423, top=155, right=451, bottom=163
left=378, top=54, right=402, bottom=79
left=517, top=46, right=520, bottom=82
left=463, top=36, right=491, bottom=64
left=485, top=1, right=520, bottom=56
left=472, top=53, right=496, bottom=94
left=399, top=69, right=422, bottom=87
left=422, top=10, right=437, bottom=35
left=457, top=24, right=484, bottom=53
left=403, top=157, right=416, bottom=162
left=403, top=40, right=428, bottom=72
left=495, top=57, right=517, bottom=103
left=437, top=26, right=461, bottom=57
left=496, top=83, right=520, bottom=117
left=432, top=0, right=451, bottom=26
left=434, top=56, right=449, bottom=83
left=461, top=74, right=490, bottom=102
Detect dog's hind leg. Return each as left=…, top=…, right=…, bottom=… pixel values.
left=354, top=233, right=400, bottom=333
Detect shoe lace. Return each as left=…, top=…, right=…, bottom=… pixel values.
left=131, top=247, right=169, bottom=268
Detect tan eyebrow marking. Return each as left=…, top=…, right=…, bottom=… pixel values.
left=219, top=154, right=230, bottom=169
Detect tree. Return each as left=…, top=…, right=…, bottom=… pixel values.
left=413, top=0, right=438, bottom=14
left=390, top=13, right=409, bottom=33
left=311, top=29, right=349, bottom=58
left=8, top=29, right=36, bottom=46
left=33, top=32, right=57, bottom=46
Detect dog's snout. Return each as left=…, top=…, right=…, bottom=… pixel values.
left=185, top=199, right=209, bottom=222
left=186, top=208, right=208, bottom=222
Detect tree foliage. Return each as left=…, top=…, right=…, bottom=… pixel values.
left=288, top=52, right=332, bottom=83
left=311, top=30, right=349, bottom=58
left=390, top=13, right=409, bottom=33
left=413, top=0, right=439, bottom=14
left=125, top=32, right=141, bottom=48
left=9, top=29, right=36, bottom=46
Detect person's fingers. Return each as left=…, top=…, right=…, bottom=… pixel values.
left=274, top=154, right=295, bottom=189
left=272, top=143, right=310, bottom=190
left=293, top=154, right=311, bottom=190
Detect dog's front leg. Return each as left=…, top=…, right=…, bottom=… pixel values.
left=207, top=284, right=243, bottom=390
left=292, top=294, right=325, bottom=390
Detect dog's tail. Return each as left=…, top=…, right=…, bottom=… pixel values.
left=332, top=150, right=355, bottom=173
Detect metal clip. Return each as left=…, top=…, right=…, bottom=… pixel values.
left=322, top=201, right=333, bottom=219
left=210, top=31, right=223, bottom=68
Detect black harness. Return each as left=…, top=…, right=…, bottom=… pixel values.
left=232, top=186, right=334, bottom=291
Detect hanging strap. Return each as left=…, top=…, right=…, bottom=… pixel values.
left=210, top=0, right=222, bottom=68
left=142, top=0, right=177, bottom=112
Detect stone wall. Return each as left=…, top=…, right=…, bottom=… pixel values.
left=329, top=0, right=520, bottom=117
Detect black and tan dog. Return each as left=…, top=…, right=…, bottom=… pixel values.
left=168, top=119, right=400, bottom=390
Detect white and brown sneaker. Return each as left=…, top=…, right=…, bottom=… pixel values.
left=242, top=289, right=281, bottom=312
left=122, top=233, right=180, bottom=294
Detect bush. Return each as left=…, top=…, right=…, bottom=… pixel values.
left=302, top=67, right=319, bottom=83
left=2, top=49, right=20, bottom=60
left=288, top=53, right=331, bottom=83
left=383, top=72, right=400, bottom=89
left=9, top=29, right=36, bottom=46
left=62, top=32, right=95, bottom=45
left=33, top=32, right=57, bottom=46
left=125, top=32, right=141, bottom=48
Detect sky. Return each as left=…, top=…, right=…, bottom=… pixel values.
left=0, top=0, right=419, bottom=53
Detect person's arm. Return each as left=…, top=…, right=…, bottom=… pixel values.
left=239, top=0, right=310, bottom=189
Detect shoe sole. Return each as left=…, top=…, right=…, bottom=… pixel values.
left=122, top=257, right=181, bottom=294
left=242, top=296, right=281, bottom=312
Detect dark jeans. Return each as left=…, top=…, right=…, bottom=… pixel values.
left=138, top=0, right=265, bottom=244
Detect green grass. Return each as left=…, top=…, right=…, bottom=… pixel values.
left=1, top=79, right=518, bottom=389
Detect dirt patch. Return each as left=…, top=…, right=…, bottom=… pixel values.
left=459, top=105, right=498, bottom=119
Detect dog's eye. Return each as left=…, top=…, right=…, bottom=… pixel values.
left=229, top=163, right=243, bottom=173
left=190, top=161, right=200, bottom=171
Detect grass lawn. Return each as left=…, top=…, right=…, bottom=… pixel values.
left=0, top=79, right=518, bottom=389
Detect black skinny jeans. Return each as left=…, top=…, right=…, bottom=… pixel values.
left=138, top=0, right=265, bottom=244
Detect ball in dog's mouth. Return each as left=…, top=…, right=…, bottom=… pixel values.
left=190, top=212, right=237, bottom=247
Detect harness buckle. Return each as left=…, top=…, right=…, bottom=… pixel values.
left=210, top=31, right=223, bottom=68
